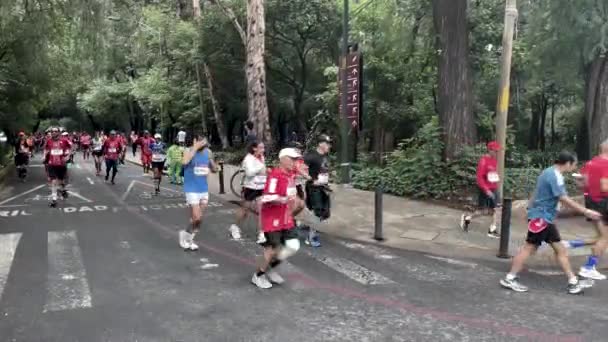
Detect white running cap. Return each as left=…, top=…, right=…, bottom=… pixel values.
left=278, top=148, right=301, bottom=159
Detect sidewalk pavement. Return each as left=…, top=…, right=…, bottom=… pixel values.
left=126, top=151, right=605, bottom=268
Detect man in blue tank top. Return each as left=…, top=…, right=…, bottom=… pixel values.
left=179, top=134, right=217, bottom=251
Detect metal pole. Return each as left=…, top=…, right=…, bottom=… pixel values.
left=218, top=161, right=225, bottom=194
left=374, top=185, right=384, bottom=241
left=340, top=0, right=350, bottom=184
left=495, top=0, right=518, bottom=201
left=497, top=198, right=512, bottom=258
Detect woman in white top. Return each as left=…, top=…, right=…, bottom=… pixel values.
left=230, top=141, right=267, bottom=243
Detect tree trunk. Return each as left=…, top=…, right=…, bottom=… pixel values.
left=539, top=96, right=547, bottom=151
left=550, top=101, right=556, bottom=146
left=585, top=55, right=608, bottom=156
left=431, top=0, right=476, bottom=160
left=202, top=61, right=229, bottom=149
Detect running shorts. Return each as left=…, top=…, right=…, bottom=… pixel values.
left=478, top=188, right=498, bottom=209
left=47, top=165, right=67, bottom=180
left=14, top=153, right=29, bottom=166
left=242, top=188, right=263, bottom=202
left=185, top=192, right=209, bottom=206
left=261, top=228, right=298, bottom=248
left=92, top=150, right=103, bottom=157
left=526, top=220, right=561, bottom=247
left=586, top=198, right=608, bottom=225
left=151, top=161, right=165, bottom=170
left=305, top=183, right=330, bottom=220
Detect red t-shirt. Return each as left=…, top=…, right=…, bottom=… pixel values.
left=476, top=154, right=499, bottom=193
left=80, top=135, right=91, bottom=145
left=261, top=168, right=296, bottom=233
left=585, top=156, right=608, bottom=202
left=45, top=139, right=70, bottom=166
left=103, top=138, right=122, bottom=160
left=139, top=137, right=154, bottom=155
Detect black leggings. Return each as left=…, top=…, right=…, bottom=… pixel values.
left=105, top=159, right=118, bottom=180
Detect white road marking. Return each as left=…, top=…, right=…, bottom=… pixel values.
left=528, top=269, right=563, bottom=276
left=200, top=264, right=219, bottom=270
left=29, top=164, right=46, bottom=168
left=0, top=204, right=28, bottom=208
left=303, top=250, right=395, bottom=285
left=75, top=164, right=82, bottom=169
left=338, top=241, right=398, bottom=260
left=135, top=180, right=180, bottom=194
left=121, top=180, right=136, bottom=201
left=67, top=191, right=93, bottom=203
left=86, top=177, right=94, bottom=185
left=0, top=233, right=21, bottom=301
left=0, top=184, right=46, bottom=205
left=425, top=255, right=478, bottom=268
left=44, top=231, right=92, bottom=312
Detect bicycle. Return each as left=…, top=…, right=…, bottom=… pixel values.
left=230, top=168, right=245, bottom=198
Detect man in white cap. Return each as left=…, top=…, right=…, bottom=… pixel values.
left=251, top=147, right=302, bottom=289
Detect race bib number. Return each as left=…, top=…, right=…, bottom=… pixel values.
left=94, top=146, right=102, bottom=151
left=528, top=218, right=548, bottom=234
left=287, top=187, right=298, bottom=197
left=317, top=173, right=329, bottom=185
left=194, top=166, right=209, bottom=176
left=152, top=154, right=166, bottom=162
left=50, top=149, right=63, bottom=156
left=253, top=175, right=267, bottom=185
left=487, top=171, right=500, bottom=183
left=108, top=148, right=117, bottom=153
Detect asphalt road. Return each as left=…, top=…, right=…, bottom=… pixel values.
left=0, top=152, right=607, bottom=342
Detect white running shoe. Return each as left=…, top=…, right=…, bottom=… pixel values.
left=579, top=266, right=607, bottom=280
left=251, top=273, right=272, bottom=289
left=229, top=224, right=242, bottom=240
left=179, top=230, right=191, bottom=250
left=256, top=232, right=267, bottom=244
left=266, top=270, right=285, bottom=285
left=189, top=241, right=199, bottom=251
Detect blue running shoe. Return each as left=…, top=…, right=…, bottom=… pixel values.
left=310, top=235, right=321, bottom=248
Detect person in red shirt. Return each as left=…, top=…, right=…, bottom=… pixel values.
left=251, top=148, right=302, bottom=289
left=460, top=141, right=501, bottom=237
left=138, top=131, right=154, bottom=174
left=102, top=130, right=123, bottom=185
left=577, top=140, right=608, bottom=280
left=80, top=132, right=91, bottom=160
left=118, top=132, right=127, bottom=164
left=44, top=127, right=71, bottom=207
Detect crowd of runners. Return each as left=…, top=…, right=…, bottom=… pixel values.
left=7, top=125, right=608, bottom=294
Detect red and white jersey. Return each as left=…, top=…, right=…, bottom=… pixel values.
left=103, top=138, right=122, bottom=160
left=45, top=139, right=70, bottom=166
left=260, top=168, right=296, bottom=233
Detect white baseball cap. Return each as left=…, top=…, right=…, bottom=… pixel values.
left=278, top=148, right=301, bottom=159
left=154, top=133, right=161, bottom=139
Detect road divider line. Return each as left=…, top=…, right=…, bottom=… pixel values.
left=303, top=249, right=395, bottom=285
left=44, top=231, right=92, bottom=312
left=425, top=255, right=478, bottom=268
left=0, top=233, right=22, bottom=301
left=0, top=184, right=46, bottom=205
left=121, top=181, right=136, bottom=201
left=86, top=177, right=94, bottom=185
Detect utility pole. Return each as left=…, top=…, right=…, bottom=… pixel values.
left=495, top=0, right=518, bottom=201
left=340, top=0, right=350, bottom=184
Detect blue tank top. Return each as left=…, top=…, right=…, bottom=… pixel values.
left=183, top=149, right=210, bottom=193
left=150, top=142, right=167, bottom=162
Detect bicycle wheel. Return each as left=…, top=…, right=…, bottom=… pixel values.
left=230, top=169, right=246, bottom=198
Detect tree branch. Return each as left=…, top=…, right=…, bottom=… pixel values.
left=207, top=0, right=246, bottom=47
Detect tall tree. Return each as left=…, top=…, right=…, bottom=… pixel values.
left=432, top=0, right=476, bottom=159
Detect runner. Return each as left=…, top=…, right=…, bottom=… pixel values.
left=304, top=134, right=333, bottom=247
left=577, top=140, right=608, bottom=280
left=44, top=127, right=71, bottom=207
left=130, top=131, right=138, bottom=157
left=251, top=147, right=302, bottom=289
left=499, top=152, right=601, bottom=294
left=80, top=132, right=91, bottom=160
left=150, top=133, right=167, bottom=195
left=167, top=138, right=185, bottom=185
left=291, top=143, right=311, bottom=228
left=118, top=132, right=128, bottom=165
left=14, top=132, right=31, bottom=182
left=460, top=141, right=501, bottom=237
left=179, top=134, right=217, bottom=251
left=229, top=141, right=267, bottom=242
left=91, top=132, right=104, bottom=176
left=138, top=131, right=154, bottom=175
left=102, top=130, right=122, bottom=185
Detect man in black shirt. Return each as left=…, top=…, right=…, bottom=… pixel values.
left=304, top=134, right=332, bottom=247
left=244, top=121, right=257, bottom=146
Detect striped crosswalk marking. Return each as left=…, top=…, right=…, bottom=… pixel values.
left=44, top=231, right=92, bottom=312
left=0, top=233, right=21, bottom=301
left=303, top=249, right=395, bottom=285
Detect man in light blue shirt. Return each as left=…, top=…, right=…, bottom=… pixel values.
left=500, top=152, right=602, bottom=295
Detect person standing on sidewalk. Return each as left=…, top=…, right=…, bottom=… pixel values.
left=577, top=140, right=608, bottom=280
left=179, top=134, right=217, bottom=251
left=166, top=139, right=185, bottom=185
left=460, top=141, right=501, bottom=238
left=500, top=152, right=602, bottom=294
left=304, top=134, right=332, bottom=247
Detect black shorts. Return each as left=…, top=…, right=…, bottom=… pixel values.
left=586, top=197, right=608, bottom=225
left=478, top=188, right=498, bottom=209
left=151, top=161, right=165, bottom=170
left=92, top=150, right=103, bottom=157
left=261, top=228, right=298, bottom=248
left=242, top=188, right=263, bottom=202
left=526, top=222, right=561, bottom=247
left=47, top=165, right=67, bottom=180
left=14, top=153, right=29, bottom=166
left=296, top=184, right=305, bottom=199
left=305, top=184, right=331, bottom=220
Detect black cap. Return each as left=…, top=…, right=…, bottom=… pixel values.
left=318, top=134, right=332, bottom=144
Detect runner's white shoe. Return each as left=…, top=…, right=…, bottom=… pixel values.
left=229, top=224, right=242, bottom=240
left=256, top=232, right=266, bottom=244
left=266, top=270, right=285, bottom=285
left=251, top=273, right=272, bottom=289
left=579, top=266, right=607, bottom=280
left=189, top=241, right=199, bottom=251
left=179, top=230, right=191, bottom=250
